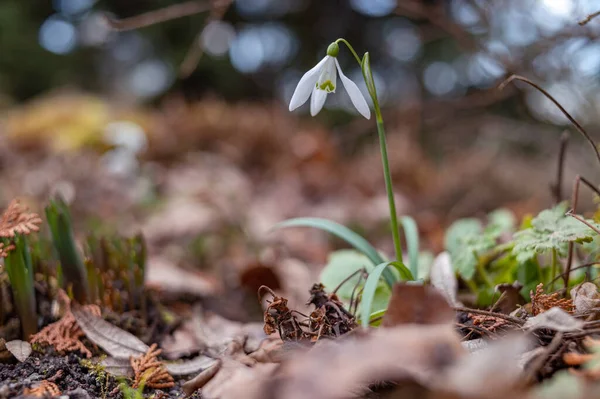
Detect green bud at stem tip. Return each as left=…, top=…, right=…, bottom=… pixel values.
left=326, top=42, right=339, bottom=57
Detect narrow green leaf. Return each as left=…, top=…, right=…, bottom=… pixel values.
left=361, top=261, right=413, bottom=328
left=369, top=309, right=386, bottom=327
left=274, top=217, right=396, bottom=287
left=400, top=216, right=419, bottom=279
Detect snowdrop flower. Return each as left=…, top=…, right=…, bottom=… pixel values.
left=289, top=43, right=371, bottom=119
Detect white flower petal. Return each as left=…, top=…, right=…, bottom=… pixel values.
left=310, top=86, right=327, bottom=116
left=289, top=56, right=330, bottom=111
left=335, top=59, right=371, bottom=119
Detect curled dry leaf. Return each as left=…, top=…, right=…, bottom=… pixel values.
left=441, top=335, right=531, bottom=397
left=271, top=325, right=463, bottom=399
left=72, top=308, right=149, bottom=358
left=461, top=338, right=487, bottom=354
left=100, top=357, right=134, bottom=377
left=382, top=283, right=455, bottom=327
left=5, top=340, right=32, bottom=362
left=571, top=282, right=600, bottom=314
left=165, top=355, right=218, bottom=376
left=197, top=358, right=278, bottom=399
left=429, top=252, right=461, bottom=307
left=523, top=307, right=584, bottom=332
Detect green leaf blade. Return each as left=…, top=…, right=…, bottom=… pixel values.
left=400, top=216, right=419, bottom=280
left=360, top=261, right=413, bottom=328
left=273, top=217, right=398, bottom=287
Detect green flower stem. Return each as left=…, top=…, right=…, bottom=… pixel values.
left=336, top=38, right=403, bottom=263
left=550, top=248, right=558, bottom=290
left=475, top=255, right=494, bottom=289
left=375, top=116, right=403, bottom=263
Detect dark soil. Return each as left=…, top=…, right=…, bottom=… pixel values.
left=0, top=351, right=199, bottom=398
left=0, top=352, right=121, bottom=398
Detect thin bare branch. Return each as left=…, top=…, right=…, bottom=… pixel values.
left=179, top=0, right=232, bottom=77
left=104, top=0, right=212, bottom=32
left=579, top=10, right=600, bottom=26
left=551, top=131, right=569, bottom=204
left=498, top=75, right=600, bottom=168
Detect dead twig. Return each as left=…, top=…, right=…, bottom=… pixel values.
left=453, top=306, right=525, bottom=326
left=104, top=0, right=213, bottom=31
left=179, top=0, right=232, bottom=77
left=564, top=175, right=600, bottom=289
left=498, top=75, right=600, bottom=168
left=523, top=332, right=564, bottom=385
left=551, top=131, right=569, bottom=204
left=579, top=11, right=600, bottom=26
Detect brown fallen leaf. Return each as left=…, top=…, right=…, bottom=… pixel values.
left=72, top=308, right=149, bottom=358
left=571, top=282, right=600, bottom=315
left=5, top=340, right=32, bottom=362
left=523, top=307, right=584, bottom=332
left=493, top=281, right=526, bottom=315
left=382, top=283, right=455, bottom=327
left=440, top=334, right=532, bottom=398
left=200, top=358, right=278, bottom=399
left=270, top=324, right=463, bottom=399
left=146, top=255, right=221, bottom=296
left=429, top=252, right=461, bottom=307
left=165, top=355, right=218, bottom=376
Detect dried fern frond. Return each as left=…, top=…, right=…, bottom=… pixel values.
left=131, top=343, right=175, bottom=389
left=0, top=200, right=42, bottom=238
left=23, top=380, right=61, bottom=397
left=31, top=291, right=101, bottom=358
left=531, top=283, right=574, bottom=315
left=0, top=242, right=15, bottom=258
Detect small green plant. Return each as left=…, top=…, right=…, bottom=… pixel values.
left=3, top=234, right=37, bottom=339
left=45, top=196, right=89, bottom=303
left=444, top=203, right=600, bottom=306
left=119, top=381, right=145, bottom=399
left=281, top=38, right=421, bottom=327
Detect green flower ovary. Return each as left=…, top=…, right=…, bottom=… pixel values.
left=318, top=80, right=335, bottom=92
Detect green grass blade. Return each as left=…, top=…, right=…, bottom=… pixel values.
left=360, top=261, right=413, bottom=328
left=400, top=216, right=419, bottom=279
left=274, top=217, right=396, bottom=287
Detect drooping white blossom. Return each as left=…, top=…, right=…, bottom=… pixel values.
left=289, top=55, right=371, bottom=119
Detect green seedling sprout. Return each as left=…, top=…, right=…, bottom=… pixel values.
left=4, top=234, right=38, bottom=339
left=45, top=196, right=89, bottom=303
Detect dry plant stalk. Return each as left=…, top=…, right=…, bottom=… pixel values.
left=130, top=343, right=175, bottom=389
left=0, top=199, right=42, bottom=238
left=31, top=291, right=101, bottom=358
left=23, top=380, right=61, bottom=397
left=260, top=284, right=356, bottom=342
left=531, top=283, right=574, bottom=316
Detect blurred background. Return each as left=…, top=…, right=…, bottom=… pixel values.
left=2, top=0, right=600, bottom=290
